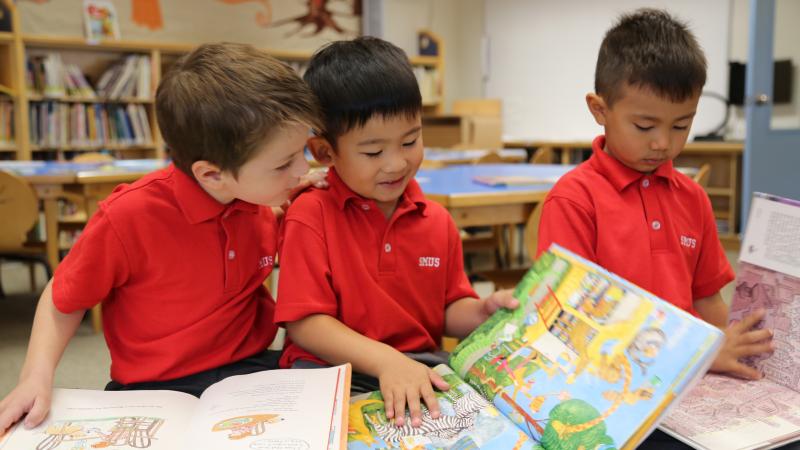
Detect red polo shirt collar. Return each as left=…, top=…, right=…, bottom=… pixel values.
left=326, top=167, right=428, bottom=216
left=171, top=165, right=259, bottom=224
left=589, top=135, right=680, bottom=192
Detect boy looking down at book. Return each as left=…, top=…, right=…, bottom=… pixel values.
left=0, top=42, right=324, bottom=434
left=537, top=9, right=773, bottom=381
left=274, top=37, right=518, bottom=428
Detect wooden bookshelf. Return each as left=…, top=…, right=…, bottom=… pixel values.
left=0, top=24, right=446, bottom=161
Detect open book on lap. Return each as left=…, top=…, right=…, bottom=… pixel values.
left=0, top=365, right=350, bottom=450
left=348, top=245, right=723, bottom=449
left=661, top=192, right=800, bottom=450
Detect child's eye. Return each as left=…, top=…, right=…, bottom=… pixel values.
left=275, top=161, right=292, bottom=171
left=673, top=125, right=689, bottom=131
left=402, top=138, right=418, bottom=147
left=363, top=151, right=382, bottom=158
left=634, top=124, right=653, bottom=131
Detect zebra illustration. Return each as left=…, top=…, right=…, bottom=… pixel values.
left=366, top=390, right=490, bottom=444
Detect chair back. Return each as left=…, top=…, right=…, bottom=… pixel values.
left=693, top=163, right=711, bottom=188
left=523, top=201, right=545, bottom=261
left=73, top=152, right=114, bottom=163
left=530, top=147, right=554, bottom=164
left=0, top=171, right=40, bottom=250
left=452, top=98, right=502, bottom=117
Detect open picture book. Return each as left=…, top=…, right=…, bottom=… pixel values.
left=348, top=245, right=724, bottom=449
left=0, top=364, right=351, bottom=450
left=661, top=193, right=800, bottom=450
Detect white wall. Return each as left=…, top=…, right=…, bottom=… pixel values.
left=383, top=0, right=485, bottom=112
left=484, top=0, right=731, bottom=141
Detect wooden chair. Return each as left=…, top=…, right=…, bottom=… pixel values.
left=693, top=163, right=711, bottom=188
left=0, top=171, right=51, bottom=296
left=530, top=146, right=555, bottom=164
left=72, top=152, right=114, bottom=163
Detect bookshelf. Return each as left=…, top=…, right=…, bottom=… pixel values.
left=0, top=2, right=446, bottom=162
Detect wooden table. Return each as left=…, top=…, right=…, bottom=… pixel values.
left=504, top=139, right=744, bottom=247
left=0, top=159, right=168, bottom=273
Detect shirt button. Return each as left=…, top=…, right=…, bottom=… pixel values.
left=642, top=179, right=650, bottom=188
left=651, top=220, right=661, bottom=230
left=384, top=243, right=392, bottom=253
left=228, top=250, right=236, bottom=260
left=361, top=204, right=370, bottom=211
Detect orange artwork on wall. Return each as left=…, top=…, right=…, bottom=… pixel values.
left=132, top=0, right=163, bottom=30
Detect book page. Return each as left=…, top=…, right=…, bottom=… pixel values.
left=184, top=365, right=349, bottom=450
left=347, top=365, right=537, bottom=449
left=729, top=262, right=800, bottom=391
left=741, top=194, right=800, bottom=278
left=449, top=246, right=723, bottom=450
left=661, top=374, right=800, bottom=450
left=0, top=388, right=197, bottom=450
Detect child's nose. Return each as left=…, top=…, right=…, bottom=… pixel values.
left=384, top=153, right=408, bottom=173
left=650, top=134, right=669, bottom=152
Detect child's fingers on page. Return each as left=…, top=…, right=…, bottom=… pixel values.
left=405, top=389, right=423, bottom=427
left=420, top=382, right=440, bottom=419
left=0, top=403, right=24, bottom=434
left=738, top=341, right=774, bottom=358
left=728, top=361, right=762, bottom=380
left=428, top=369, right=450, bottom=391
left=24, top=395, right=50, bottom=428
left=381, top=389, right=394, bottom=419
left=741, top=327, right=772, bottom=344
left=737, top=309, right=766, bottom=331
left=393, top=390, right=407, bottom=427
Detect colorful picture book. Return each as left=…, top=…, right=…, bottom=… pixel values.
left=82, top=0, right=120, bottom=41
left=0, top=365, right=351, bottom=450
left=348, top=245, right=723, bottom=449
left=661, top=193, right=800, bottom=450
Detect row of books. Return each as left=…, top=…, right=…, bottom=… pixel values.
left=0, top=100, right=13, bottom=146
left=27, top=53, right=152, bottom=100
left=29, top=102, right=152, bottom=149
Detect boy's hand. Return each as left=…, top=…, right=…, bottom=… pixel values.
left=482, top=289, right=519, bottom=319
left=0, top=375, right=53, bottom=434
left=377, top=353, right=449, bottom=428
left=278, top=170, right=329, bottom=214
left=710, top=309, right=774, bottom=380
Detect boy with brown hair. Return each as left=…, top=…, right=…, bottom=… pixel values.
left=537, top=9, right=773, bottom=382
left=0, top=42, right=322, bottom=434
left=275, top=36, right=518, bottom=428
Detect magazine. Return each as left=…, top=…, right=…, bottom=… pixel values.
left=661, top=193, right=800, bottom=450
left=1, top=365, right=351, bottom=450
left=348, top=245, right=724, bottom=449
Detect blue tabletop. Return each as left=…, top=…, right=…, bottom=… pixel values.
left=416, top=164, right=574, bottom=196
left=0, top=159, right=167, bottom=177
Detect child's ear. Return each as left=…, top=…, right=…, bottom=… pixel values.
left=307, top=136, right=335, bottom=166
left=191, top=160, right=225, bottom=189
left=586, top=93, right=608, bottom=126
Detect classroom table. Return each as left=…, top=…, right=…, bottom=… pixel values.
left=417, top=163, right=573, bottom=225
left=0, top=159, right=168, bottom=273
left=422, top=148, right=528, bottom=166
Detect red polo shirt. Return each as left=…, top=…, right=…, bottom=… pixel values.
left=275, top=168, right=477, bottom=368
left=537, top=135, right=734, bottom=314
left=53, top=164, right=279, bottom=384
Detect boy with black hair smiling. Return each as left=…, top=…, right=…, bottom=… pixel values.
left=275, top=36, right=517, bottom=428
left=537, top=9, right=773, bottom=383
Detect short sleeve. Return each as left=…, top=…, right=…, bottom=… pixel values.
left=444, top=217, right=478, bottom=305
left=537, top=195, right=597, bottom=260
left=274, top=209, right=338, bottom=324
left=692, top=193, right=735, bottom=299
left=52, top=208, right=131, bottom=313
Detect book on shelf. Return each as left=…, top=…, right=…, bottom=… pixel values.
left=348, top=245, right=723, bottom=449
left=0, top=100, right=13, bottom=146
left=1, top=365, right=351, bottom=450
left=661, top=192, right=800, bottom=450
left=27, top=54, right=95, bottom=99
left=29, top=102, right=151, bottom=149
left=96, top=54, right=151, bottom=100
left=413, top=66, right=439, bottom=106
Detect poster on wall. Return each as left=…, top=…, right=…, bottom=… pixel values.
left=83, top=0, right=121, bottom=40
left=20, top=0, right=362, bottom=51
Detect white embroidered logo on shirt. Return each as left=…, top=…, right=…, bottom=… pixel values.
left=680, top=235, right=697, bottom=249
left=419, top=256, right=441, bottom=268
left=258, top=256, right=274, bottom=269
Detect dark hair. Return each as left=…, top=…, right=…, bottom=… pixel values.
left=595, top=8, right=707, bottom=106
left=156, top=42, right=321, bottom=176
left=303, top=36, right=422, bottom=146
